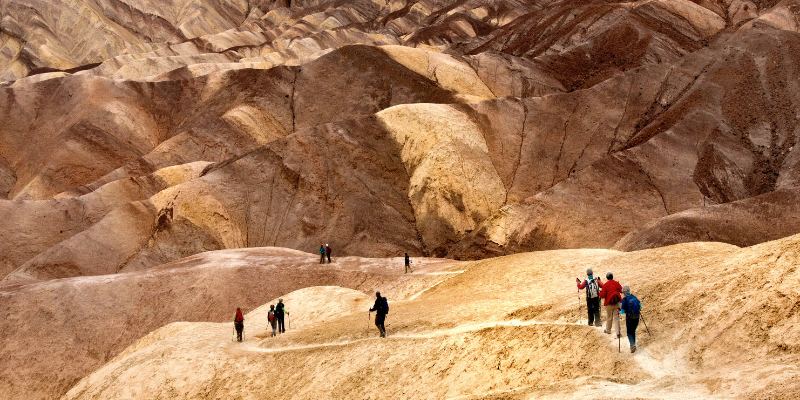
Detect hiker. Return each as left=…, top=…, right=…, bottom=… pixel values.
left=234, top=307, right=244, bottom=342
left=268, top=305, right=278, bottom=337
left=404, top=252, right=412, bottom=274
left=369, top=291, right=389, bottom=338
left=325, top=243, right=332, bottom=263
left=276, top=298, right=287, bottom=333
left=599, top=272, right=623, bottom=337
left=576, top=268, right=602, bottom=327
left=619, top=285, right=642, bottom=353
left=319, top=244, right=326, bottom=264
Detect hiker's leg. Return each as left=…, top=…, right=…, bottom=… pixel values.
left=604, top=306, right=613, bottom=333
left=586, top=299, right=594, bottom=325
left=594, top=306, right=602, bottom=327
left=614, top=309, right=621, bottom=337
left=627, top=317, right=639, bottom=347
left=592, top=299, right=602, bottom=326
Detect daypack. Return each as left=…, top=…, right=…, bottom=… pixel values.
left=379, top=297, right=389, bottom=314
left=625, top=296, right=641, bottom=316
left=586, top=278, right=599, bottom=299
left=268, top=310, right=276, bottom=322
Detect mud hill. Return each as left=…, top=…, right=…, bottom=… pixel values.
left=2, top=0, right=800, bottom=284
left=63, top=234, right=800, bottom=399
left=1, top=0, right=800, bottom=399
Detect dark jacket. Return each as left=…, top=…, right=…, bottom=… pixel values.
left=620, top=295, right=642, bottom=317
left=370, top=296, right=389, bottom=316
left=275, top=302, right=285, bottom=317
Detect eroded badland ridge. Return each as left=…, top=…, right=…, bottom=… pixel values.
left=0, top=1, right=799, bottom=399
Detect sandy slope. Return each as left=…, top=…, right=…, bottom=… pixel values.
left=63, top=234, right=800, bottom=399
left=0, top=248, right=461, bottom=400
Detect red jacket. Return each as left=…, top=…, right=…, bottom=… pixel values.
left=234, top=308, right=244, bottom=322
left=600, top=279, right=622, bottom=306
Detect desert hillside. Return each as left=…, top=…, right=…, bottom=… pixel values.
left=63, top=234, right=800, bottom=399
left=2, top=1, right=800, bottom=285
left=1, top=0, right=800, bottom=399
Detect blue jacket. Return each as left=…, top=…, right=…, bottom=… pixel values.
left=620, top=295, right=641, bottom=317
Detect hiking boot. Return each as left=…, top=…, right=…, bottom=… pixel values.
left=631, top=345, right=637, bottom=353
left=604, top=330, right=611, bottom=334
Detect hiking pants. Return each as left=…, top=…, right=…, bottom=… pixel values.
left=234, top=321, right=244, bottom=342
left=277, top=315, right=285, bottom=333
left=375, top=313, right=386, bottom=337
left=320, top=253, right=325, bottom=264
left=586, top=297, right=601, bottom=326
left=270, top=321, right=277, bottom=337
left=625, top=315, right=640, bottom=347
left=604, top=305, right=620, bottom=336
left=326, top=253, right=332, bottom=263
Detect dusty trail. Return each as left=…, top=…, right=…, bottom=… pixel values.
left=238, top=316, right=710, bottom=398
left=237, top=319, right=588, bottom=354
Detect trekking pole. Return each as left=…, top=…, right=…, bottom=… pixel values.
left=617, top=310, right=621, bottom=353
left=641, top=313, right=652, bottom=336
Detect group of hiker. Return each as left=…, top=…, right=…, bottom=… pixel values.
left=232, top=299, right=288, bottom=342
left=232, top=260, right=643, bottom=350
left=576, top=269, right=643, bottom=353
left=319, top=244, right=333, bottom=264
left=231, top=251, right=415, bottom=342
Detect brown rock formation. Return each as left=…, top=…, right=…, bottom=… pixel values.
left=2, top=2, right=800, bottom=397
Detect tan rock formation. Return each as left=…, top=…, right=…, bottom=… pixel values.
left=1, top=1, right=800, bottom=398
left=61, top=234, right=800, bottom=399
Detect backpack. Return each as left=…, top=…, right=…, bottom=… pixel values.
left=268, top=310, right=275, bottom=322
left=586, top=278, right=599, bottom=299
left=380, top=297, right=389, bottom=314
left=625, top=296, right=641, bottom=315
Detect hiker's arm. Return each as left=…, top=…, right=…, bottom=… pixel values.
left=576, top=279, right=586, bottom=289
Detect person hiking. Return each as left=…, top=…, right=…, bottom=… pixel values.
left=369, top=291, right=389, bottom=338
left=275, top=299, right=287, bottom=333
left=319, top=244, right=326, bottom=264
left=404, top=252, right=413, bottom=274
left=599, top=272, right=623, bottom=337
left=325, top=243, right=332, bottom=263
left=234, top=307, right=244, bottom=342
left=267, top=305, right=278, bottom=337
left=576, top=268, right=602, bottom=327
left=619, top=285, right=642, bottom=353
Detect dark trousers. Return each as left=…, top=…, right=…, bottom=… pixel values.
left=234, top=321, right=244, bottom=342
left=586, top=297, right=601, bottom=326
left=326, top=253, right=331, bottom=263
left=320, top=253, right=325, bottom=264
left=626, top=315, right=640, bottom=347
left=375, top=313, right=386, bottom=337
left=277, top=315, right=285, bottom=333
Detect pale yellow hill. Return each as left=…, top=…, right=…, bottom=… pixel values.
left=64, top=235, right=800, bottom=399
